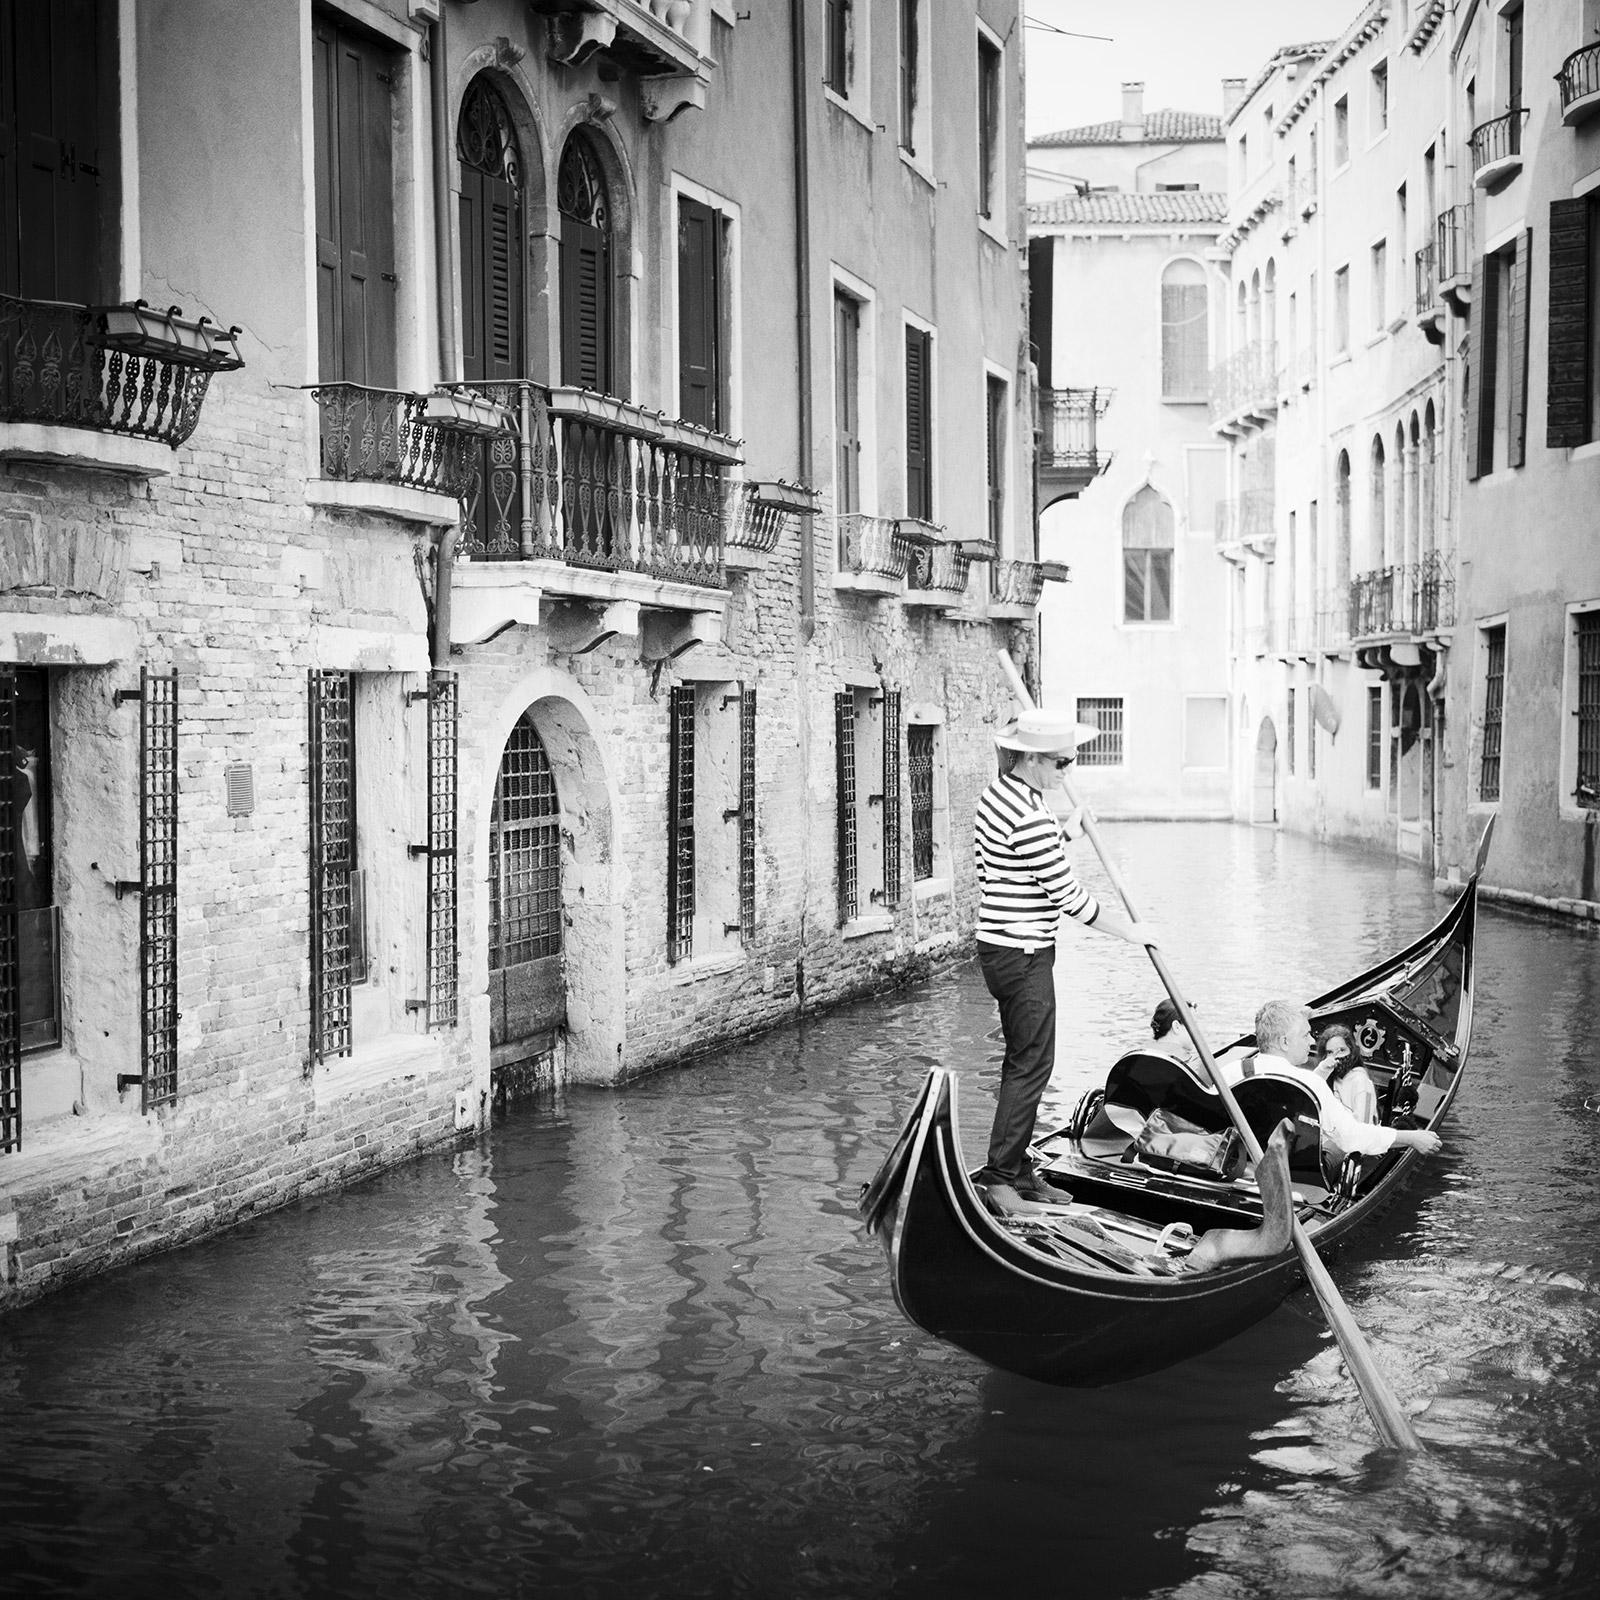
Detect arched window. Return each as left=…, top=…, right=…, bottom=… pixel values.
left=1335, top=449, right=1352, bottom=593
left=1422, top=400, right=1438, bottom=559
left=1369, top=434, right=1387, bottom=569
left=1263, top=258, right=1277, bottom=356
left=1161, top=259, right=1208, bottom=400
left=558, top=133, right=614, bottom=394
left=1122, top=486, right=1174, bottom=623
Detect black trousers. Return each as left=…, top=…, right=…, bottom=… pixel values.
left=977, top=940, right=1057, bottom=1184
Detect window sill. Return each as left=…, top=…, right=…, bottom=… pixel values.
left=312, top=1030, right=444, bottom=1109
left=1328, top=351, right=1352, bottom=369
left=0, top=1104, right=160, bottom=1196
left=898, top=147, right=936, bottom=190
left=1568, top=439, right=1600, bottom=463
left=824, top=84, right=875, bottom=134
left=978, top=213, right=1008, bottom=248
left=1161, top=394, right=1209, bottom=406
left=669, top=950, right=745, bottom=985
left=913, top=875, right=953, bottom=904
left=842, top=913, right=895, bottom=940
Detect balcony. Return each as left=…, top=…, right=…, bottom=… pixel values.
left=988, top=558, right=1068, bottom=620
left=310, top=383, right=484, bottom=521
left=1349, top=553, right=1457, bottom=645
left=721, top=477, right=816, bottom=572
left=1, top=293, right=243, bottom=475
left=1414, top=242, right=1443, bottom=343
left=1436, top=204, right=1473, bottom=315
left=1559, top=42, right=1600, bottom=127
left=1208, top=342, right=1279, bottom=434
left=1470, top=108, right=1529, bottom=191
left=1215, top=488, right=1275, bottom=554
left=903, top=529, right=976, bottom=612
left=1036, top=387, right=1113, bottom=510
left=836, top=512, right=915, bottom=596
left=438, top=379, right=741, bottom=650
left=530, top=0, right=711, bottom=121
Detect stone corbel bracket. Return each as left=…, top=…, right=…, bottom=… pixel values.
left=640, top=607, right=720, bottom=662
left=547, top=10, right=618, bottom=68
left=546, top=598, right=641, bottom=656
left=640, top=73, right=707, bottom=123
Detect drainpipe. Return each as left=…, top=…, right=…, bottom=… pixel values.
left=790, top=0, right=815, bottom=641
left=430, top=12, right=459, bottom=671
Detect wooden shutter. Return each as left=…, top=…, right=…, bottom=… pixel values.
left=1, top=0, right=103, bottom=302
left=1548, top=199, right=1591, bottom=448
left=461, top=167, right=522, bottom=383
left=312, top=19, right=396, bottom=386
left=678, top=195, right=722, bottom=430
left=1466, top=255, right=1493, bottom=481
left=1028, top=238, right=1054, bottom=391
left=561, top=218, right=608, bottom=393
left=905, top=326, right=932, bottom=520
left=899, top=0, right=918, bottom=154
left=835, top=292, right=860, bottom=513
left=1507, top=228, right=1532, bottom=469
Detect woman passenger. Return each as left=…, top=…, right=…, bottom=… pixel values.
left=1314, top=1022, right=1378, bottom=1124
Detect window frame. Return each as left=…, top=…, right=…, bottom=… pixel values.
left=1475, top=619, right=1508, bottom=806
left=1561, top=602, right=1600, bottom=817
left=1121, top=486, right=1176, bottom=626
left=1160, top=255, right=1210, bottom=402
left=903, top=312, right=936, bottom=523
left=671, top=175, right=741, bottom=440
left=976, top=22, right=1005, bottom=234
left=831, top=265, right=878, bottom=522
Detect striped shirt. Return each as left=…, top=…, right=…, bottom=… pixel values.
left=973, top=772, right=1100, bottom=950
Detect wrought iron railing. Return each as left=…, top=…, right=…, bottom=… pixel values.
left=722, top=479, right=786, bottom=557
left=989, top=559, right=1045, bottom=607
left=1414, top=242, right=1437, bottom=315
left=837, top=512, right=914, bottom=581
left=905, top=537, right=972, bottom=598
left=1469, top=108, right=1529, bottom=175
left=444, top=379, right=735, bottom=588
left=1038, top=386, right=1113, bottom=472
left=1, top=293, right=242, bottom=448
left=1349, top=552, right=1457, bottom=639
left=1436, top=203, right=1473, bottom=284
left=1208, top=341, right=1279, bottom=423
left=1559, top=43, right=1600, bottom=116
left=311, top=383, right=477, bottom=499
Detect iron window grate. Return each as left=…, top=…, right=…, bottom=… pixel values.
left=1577, top=614, right=1600, bottom=807
left=490, top=714, right=562, bottom=970
left=309, top=669, right=355, bottom=1067
left=1367, top=686, right=1384, bottom=791
left=739, top=686, right=757, bottom=943
left=140, top=669, right=180, bottom=1110
left=666, top=686, right=696, bottom=964
left=836, top=691, right=858, bottom=924
left=881, top=689, right=903, bottom=909
left=1480, top=628, right=1505, bottom=802
left=908, top=724, right=934, bottom=882
left=427, top=672, right=459, bottom=1027
left=0, top=667, right=18, bottom=1153
left=1075, top=698, right=1124, bottom=766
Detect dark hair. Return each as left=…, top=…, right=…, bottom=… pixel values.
left=1151, top=999, right=1180, bottom=1039
left=1315, top=1022, right=1360, bottom=1085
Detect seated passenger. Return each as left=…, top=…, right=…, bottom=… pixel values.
left=1314, top=1021, right=1379, bottom=1125
left=1233, top=1000, right=1442, bottom=1169
left=1146, top=997, right=1196, bottom=1064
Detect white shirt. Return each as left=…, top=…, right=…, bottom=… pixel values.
left=1227, top=1052, right=1400, bottom=1159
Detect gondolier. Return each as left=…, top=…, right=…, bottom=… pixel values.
left=973, top=707, right=1156, bottom=1204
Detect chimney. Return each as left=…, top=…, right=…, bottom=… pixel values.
left=1222, top=77, right=1247, bottom=118
left=1120, top=81, right=1145, bottom=140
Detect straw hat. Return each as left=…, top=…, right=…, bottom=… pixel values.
left=993, top=706, right=1103, bottom=754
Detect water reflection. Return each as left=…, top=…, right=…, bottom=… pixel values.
left=0, top=825, right=1596, bottom=1599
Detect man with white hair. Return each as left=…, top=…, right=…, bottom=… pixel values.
left=973, top=706, right=1157, bottom=1204
left=1242, top=999, right=1443, bottom=1168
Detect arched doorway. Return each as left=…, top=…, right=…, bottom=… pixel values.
left=1253, top=717, right=1279, bottom=824
left=557, top=132, right=614, bottom=394
left=457, top=74, right=525, bottom=556
left=488, top=712, right=565, bottom=1060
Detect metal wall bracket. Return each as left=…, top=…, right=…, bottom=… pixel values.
left=115, top=880, right=143, bottom=900
left=408, top=843, right=432, bottom=858
left=114, top=689, right=143, bottom=706
left=117, top=1073, right=144, bottom=1093
left=405, top=998, right=429, bottom=1014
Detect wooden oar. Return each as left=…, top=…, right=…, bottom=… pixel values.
left=996, top=649, right=1424, bottom=1452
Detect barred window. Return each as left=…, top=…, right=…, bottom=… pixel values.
left=1286, top=688, right=1297, bottom=777
left=1076, top=698, right=1124, bottom=767
left=909, top=724, right=935, bottom=881
left=309, top=669, right=355, bottom=1066
left=835, top=692, right=857, bottom=924
left=1577, top=612, right=1600, bottom=808
left=837, top=685, right=903, bottom=922
left=1480, top=625, right=1505, bottom=802
left=667, top=687, right=696, bottom=963
left=1367, top=685, right=1384, bottom=791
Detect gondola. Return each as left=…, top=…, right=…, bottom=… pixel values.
left=858, top=861, right=1481, bottom=1387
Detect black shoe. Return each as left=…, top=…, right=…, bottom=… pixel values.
left=1013, top=1170, right=1070, bottom=1206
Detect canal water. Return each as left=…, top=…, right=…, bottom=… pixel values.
left=2, top=822, right=1597, bottom=1600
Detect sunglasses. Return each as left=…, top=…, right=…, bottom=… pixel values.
left=1053, top=756, right=1076, bottom=770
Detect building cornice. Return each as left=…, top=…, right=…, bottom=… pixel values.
left=1276, top=1, right=1390, bottom=138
